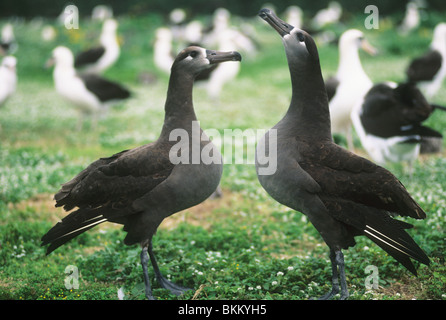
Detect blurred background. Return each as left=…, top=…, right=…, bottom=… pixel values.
left=1, top=0, right=446, bottom=18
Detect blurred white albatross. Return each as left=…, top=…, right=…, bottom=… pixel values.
left=0, top=55, right=17, bottom=107
left=48, top=46, right=130, bottom=130
left=74, top=19, right=120, bottom=74
left=153, top=27, right=175, bottom=74
left=406, top=23, right=446, bottom=99
left=325, top=29, right=376, bottom=149
left=0, top=23, right=18, bottom=55
left=398, top=1, right=421, bottom=35
left=311, top=1, right=342, bottom=30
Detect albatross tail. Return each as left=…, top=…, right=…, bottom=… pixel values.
left=41, top=207, right=108, bottom=255
left=362, top=210, right=430, bottom=276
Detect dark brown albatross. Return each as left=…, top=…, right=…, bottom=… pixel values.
left=255, top=9, right=429, bottom=300
left=41, top=46, right=241, bottom=300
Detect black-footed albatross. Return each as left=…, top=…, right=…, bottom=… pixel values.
left=42, top=46, right=242, bottom=300
left=255, top=9, right=429, bottom=300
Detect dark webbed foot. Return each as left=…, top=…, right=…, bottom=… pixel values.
left=157, top=275, right=192, bottom=296
left=318, top=285, right=340, bottom=300
left=148, top=242, right=192, bottom=296
left=140, top=240, right=192, bottom=299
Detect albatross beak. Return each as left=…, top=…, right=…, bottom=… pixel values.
left=206, top=50, right=242, bottom=64
left=361, top=39, right=378, bottom=56
left=259, top=8, right=294, bottom=37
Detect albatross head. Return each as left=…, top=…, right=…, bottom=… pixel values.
left=340, top=29, right=377, bottom=56
left=48, top=46, right=74, bottom=69
left=1, top=56, right=17, bottom=71
left=259, top=8, right=319, bottom=62
left=172, top=46, right=241, bottom=76
left=102, top=19, right=118, bottom=34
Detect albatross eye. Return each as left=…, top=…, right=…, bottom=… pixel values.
left=296, top=32, right=305, bottom=42
left=190, top=51, right=198, bottom=58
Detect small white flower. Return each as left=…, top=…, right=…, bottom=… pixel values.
left=287, top=266, right=294, bottom=271
left=277, top=271, right=284, bottom=276
left=248, top=287, right=254, bottom=290
left=272, top=281, right=278, bottom=286
left=117, top=287, right=125, bottom=300
left=190, top=240, right=196, bottom=245
left=256, top=285, right=261, bottom=290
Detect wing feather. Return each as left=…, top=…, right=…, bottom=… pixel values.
left=74, top=47, right=106, bottom=68
left=406, top=50, right=442, bottom=83
left=298, top=139, right=426, bottom=219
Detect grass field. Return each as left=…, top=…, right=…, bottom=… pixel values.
left=0, top=10, right=445, bottom=301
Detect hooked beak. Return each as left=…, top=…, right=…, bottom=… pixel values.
left=206, top=49, right=242, bottom=64
left=361, top=39, right=378, bottom=56
left=259, top=8, right=294, bottom=37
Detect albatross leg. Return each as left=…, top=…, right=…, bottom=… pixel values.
left=140, top=246, right=156, bottom=300
left=318, top=249, right=340, bottom=300
left=336, top=250, right=349, bottom=300
left=148, top=241, right=191, bottom=296
left=319, top=249, right=349, bottom=300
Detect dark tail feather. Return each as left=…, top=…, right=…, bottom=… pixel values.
left=41, top=207, right=107, bottom=255
left=363, top=213, right=430, bottom=276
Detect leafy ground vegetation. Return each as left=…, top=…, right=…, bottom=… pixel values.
left=0, top=9, right=445, bottom=301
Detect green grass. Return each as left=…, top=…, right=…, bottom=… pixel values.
left=1, top=11, right=446, bottom=301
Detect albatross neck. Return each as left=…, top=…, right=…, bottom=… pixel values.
left=161, top=68, right=198, bottom=135
left=284, top=55, right=332, bottom=140
left=336, top=44, right=366, bottom=80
